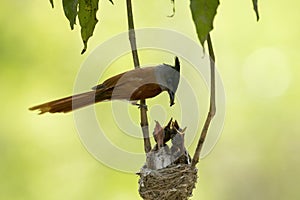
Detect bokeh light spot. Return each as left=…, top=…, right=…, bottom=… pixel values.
left=243, top=47, right=291, bottom=98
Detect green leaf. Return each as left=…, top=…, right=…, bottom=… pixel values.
left=252, top=0, right=259, bottom=21
left=78, top=0, right=99, bottom=54
left=63, top=0, right=79, bottom=30
left=49, top=0, right=54, bottom=8
left=190, top=0, right=219, bottom=47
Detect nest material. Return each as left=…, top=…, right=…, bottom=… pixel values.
left=138, top=164, right=198, bottom=200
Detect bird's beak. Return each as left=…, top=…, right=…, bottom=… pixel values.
left=168, top=90, right=175, bottom=106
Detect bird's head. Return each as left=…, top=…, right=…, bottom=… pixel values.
left=155, top=57, right=180, bottom=106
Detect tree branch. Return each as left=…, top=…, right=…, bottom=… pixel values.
left=126, top=0, right=151, bottom=153
left=191, top=34, right=216, bottom=168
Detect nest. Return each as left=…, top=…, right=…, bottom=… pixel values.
left=137, top=119, right=198, bottom=199
left=138, top=164, right=198, bottom=200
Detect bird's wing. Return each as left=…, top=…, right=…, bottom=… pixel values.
left=92, top=67, right=163, bottom=100
left=109, top=67, right=163, bottom=100
left=92, top=71, right=126, bottom=90
left=92, top=67, right=156, bottom=90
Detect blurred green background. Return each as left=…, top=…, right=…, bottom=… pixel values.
left=1, top=0, right=299, bottom=199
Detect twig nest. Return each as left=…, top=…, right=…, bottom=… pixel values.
left=137, top=119, right=197, bottom=199
left=138, top=164, right=198, bottom=200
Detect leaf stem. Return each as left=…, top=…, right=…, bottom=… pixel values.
left=126, top=0, right=152, bottom=153
left=191, top=34, right=216, bottom=168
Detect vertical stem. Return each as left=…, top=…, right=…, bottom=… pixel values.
left=207, top=34, right=216, bottom=115
left=191, top=34, right=216, bottom=168
left=126, top=0, right=151, bottom=153
left=126, top=0, right=140, bottom=69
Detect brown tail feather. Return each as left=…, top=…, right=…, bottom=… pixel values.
left=29, top=90, right=109, bottom=114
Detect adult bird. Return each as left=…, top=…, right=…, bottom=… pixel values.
left=29, top=57, right=180, bottom=114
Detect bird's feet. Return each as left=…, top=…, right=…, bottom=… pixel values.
left=131, top=101, right=148, bottom=110
left=137, top=103, right=148, bottom=110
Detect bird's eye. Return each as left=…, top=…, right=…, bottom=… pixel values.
left=167, top=78, right=172, bottom=84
